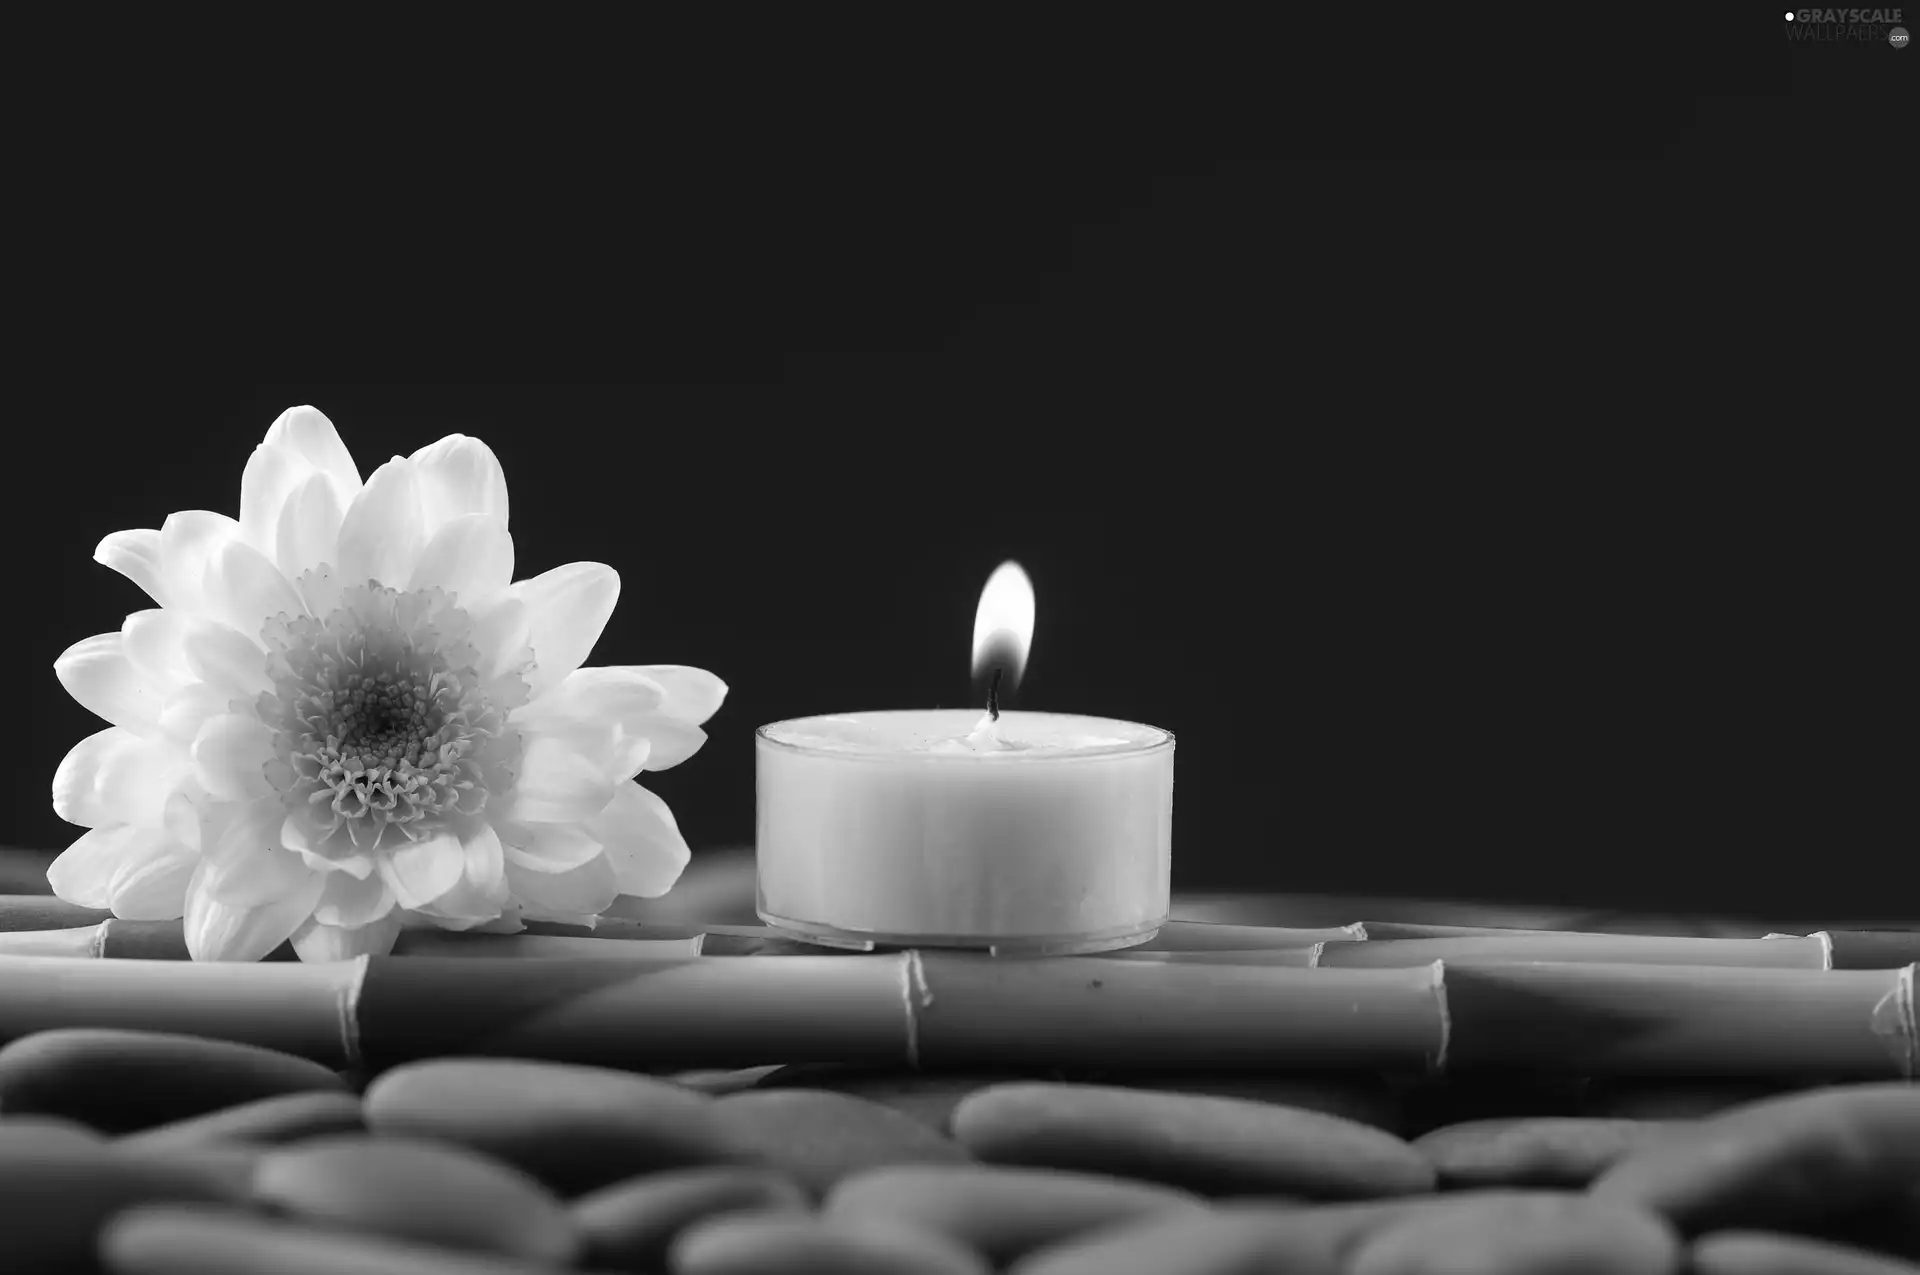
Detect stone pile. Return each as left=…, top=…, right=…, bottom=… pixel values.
left=2, top=1027, right=1916, bottom=1273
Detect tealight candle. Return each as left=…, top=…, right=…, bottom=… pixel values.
left=754, top=563, right=1175, bottom=955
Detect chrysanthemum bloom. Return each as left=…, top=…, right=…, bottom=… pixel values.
left=50, top=406, right=724, bottom=961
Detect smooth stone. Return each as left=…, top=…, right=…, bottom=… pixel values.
left=251, top=1133, right=579, bottom=1264
left=666, top=1066, right=789, bottom=1095
left=119, top=1141, right=269, bottom=1197
left=118, top=1091, right=367, bottom=1152
left=101, top=1204, right=579, bottom=1274
left=1080, top=1070, right=1405, bottom=1134
left=952, top=1082, right=1436, bottom=1199
left=1690, top=1230, right=1920, bottom=1275
left=1009, top=1199, right=1428, bottom=1275
left=669, top=1208, right=990, bottom=1275
left=826, top=1164, right=1206, bottom=1265
left=572, top=1166, right=813, bottom=1270
left=0, top=1113, right=104, bottom=1145
left=364, top=1058, right=751, bottom=1195
left=1346, top=1192, right=1683, bottom=1275
left=1591, top=1083, right=1920, bottom=1233
left=1811, top=1184, right=1920, bottom=1262
left=758, top=1067, right=1037, bottom=1133
left=1394, top=1074, right=1595, bottom=1137
left=1586, top=1080, right=1793, bottom=1121
left=0, top=1028, right=347, bottom=1134
left=713, top=1089, right=974, bottom=1196
left=0, top=1128, right=246, bottom=1272
left=1413, top=1117, right=1683, bottom=1188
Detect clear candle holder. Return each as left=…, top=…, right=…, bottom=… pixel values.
left=753, top=710, right=1175, bottom=956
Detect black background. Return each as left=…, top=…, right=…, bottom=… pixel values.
left=8, top=17, right=1906, bottom=922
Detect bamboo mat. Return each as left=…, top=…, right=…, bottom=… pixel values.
left=9, top=843, right=1891, bottom=940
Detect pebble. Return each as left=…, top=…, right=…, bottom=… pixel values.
left=1396, top=1075, right=1594, bottom=1136
left=669, top=1208, right=990, bottom=1275
left=0, top=1028, right=347, bottom=1134
left=758, top=1067, right=1037, bottom=1132
left=572, top=1166, right=813, bottom=1270
left=1689, top=1230, right=1920, bottom=1275
left=0, top=1113, right=104, bottom=1145
left=119, top=1140, right=269, bottom=1197
left=1104, top=1071, right=1406, bottom=1134
left=364, top=1058, right=752, bottom=1195
left=0, top=1123, right=246, bottom=1271
left=1586, top=1080, right=1792, bottom=1121
left=825, top=1164, right=1206, bottom=1265
left=118, top=1091, right=367, bottom=1151
left=667, top=1065, right=790, bottom=1095
left=1008, top=1200, right=1420, bottom=1275
left=1345, top=1191, right=1683, bottom=1275
left=951, top=1082, right=1436, bottom=1198
left=1590, top=1083, right=1920, bottom=1233
left=251, top=1133, right=580, bottom=1264
left=713, top=1089, right=975, bottom=1196
left=1412, top=1117, right=1682, bottom=1187
left=100, top=1203, right=582, bottom=1274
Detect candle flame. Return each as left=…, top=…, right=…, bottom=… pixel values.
left=971, top=560, right=1034, bottom=690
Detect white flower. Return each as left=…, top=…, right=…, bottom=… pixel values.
left=50, top=406, right=725, bottom=962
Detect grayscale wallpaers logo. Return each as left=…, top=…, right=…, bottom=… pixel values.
left=1785, top=7, right=1909, bottom=42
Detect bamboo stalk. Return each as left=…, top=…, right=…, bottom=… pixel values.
left=1311, top=934, right=1833, bottom=969
left=3, top=953, right=1912, bottom=1080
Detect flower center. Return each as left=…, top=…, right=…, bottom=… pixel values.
left=256, top=574, right=529, bottom=853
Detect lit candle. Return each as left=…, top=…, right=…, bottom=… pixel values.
left=754, top=561, right=1175, bottom=955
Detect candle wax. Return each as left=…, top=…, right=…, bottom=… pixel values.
left=755, top=710, right=1174, bottom=955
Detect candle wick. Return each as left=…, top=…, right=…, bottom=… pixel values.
left=987, top=668, right=1002, bottom=721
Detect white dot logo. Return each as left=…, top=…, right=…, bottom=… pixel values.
left=1785, top=10, right=1794, bottom=18
left=1891, top=25, right=1910, bottom=47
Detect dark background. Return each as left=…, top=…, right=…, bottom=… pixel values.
left=8, top=17, right=1905, bottom=922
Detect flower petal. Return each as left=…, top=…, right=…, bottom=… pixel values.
left=52, top=727, right=139, bottom=827
left=514, top=562, right=620, bottom=703
left=377, top=828, right=466, bottom=910
left=513, top=666, right=666, bottom=731
left=183, top=858, right=324, bottom=961
left=290, top=913, right=402, bottom=962
left=622, top=665, right=728, bottom=727
left=586, top=779, right=692, bottom=898
left=94, top=734, right=191, bottom=828
left=505, top=735, right=617, bottom=824
left=202, top=539, right=306, bottom=642
left=261, top=406, right=361, bottom=510
left=121, top=609, right=196, bottom=691
left=47, top=824, right=143, bottom=908
left=283, top=817, right=376, bottom=879
left=199, top=796, right=308, bottom=907
left=158, top=510, right=244, bottom=618
left=274, top=471, right=345, bottom=582
left=505, top=851, right=620, bottom=921
left=501, top=821, right=604, bottom=873
left=182, top=620, right=272, bottom=701
left=334, top=455, right=426, bottom=591
left=625, top=716, right=708, bottom=772
left=408, top=513, right=514, bottom=609
left=55, top=633, right=165, bottom=733
left=158, top=683, right=241, bottom=748
left=238, top=441, right=311, bottom=563
left=469, top=594, right=535, bottom=690
left=413, top=823, right=511, bottom=921
left=94, top=528, right=170, bottom=608
left=312, top=866, right=397, bottom=928
left=190, top=713, right=276, bottom=801
left=109, top=836, right=200, bottom=920
left=463, top=821, right=507, bottom=897
left=410, top=434, right=509, bottom=538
